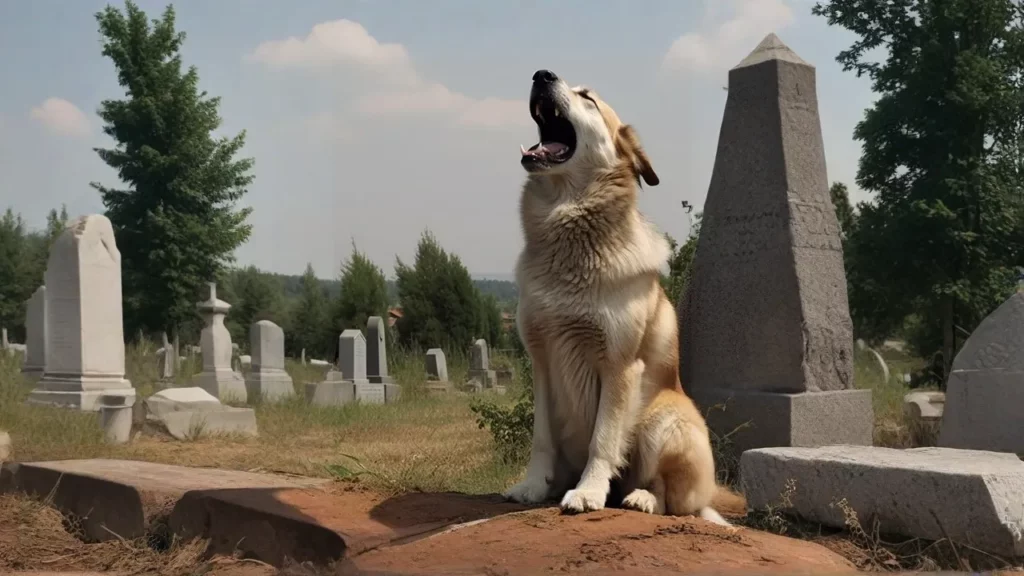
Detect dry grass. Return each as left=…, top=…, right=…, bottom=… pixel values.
left=0, top=343, right=526, bottom=496
left=852, top=344, right=937, bottom=448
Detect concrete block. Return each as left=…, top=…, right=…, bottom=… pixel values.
left=741, top=445, right=1024, bottom=557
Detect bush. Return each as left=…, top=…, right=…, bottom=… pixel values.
left=470, top=354, right=534, bottom=464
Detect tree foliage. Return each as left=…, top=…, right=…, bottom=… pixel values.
left=333, top=245, right=389, bottom=337
left=92, top=0, right=253, bottom=341
left=662, top=212, right=702, bottom=306
left=395, top=231, right=482, bottom=350
left=814, top=0, right=1024, bottom=377
left=289, top=263, right=332, bottom=358
left=0, top=206, right=68, bottom=342
left=220, top=266, right=287, bottom=349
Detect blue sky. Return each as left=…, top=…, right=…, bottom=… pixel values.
left=0, top=0, right=875, bottom=279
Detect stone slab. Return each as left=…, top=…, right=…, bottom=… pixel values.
left=741, top=445, right=1024, bottom=557
left=306, top=381, right=355, bottom=406
left=244, top=370, right=296, bottom=403
left=692, top=388, right=873, bottom=453
left=354, top=382, right=385, bottom=404
left=904, top=390, right=944, bottom=420
left=158, top=407, right=258, bottom=440
left=0, top=459, right=324, bottom=542
left=467, top=369, right=496, bottom=388
left=26, top=387, right=136, bottom=412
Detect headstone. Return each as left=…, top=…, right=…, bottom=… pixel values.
left=21, top=286, right=46, bottom=375
left=309, top=330, right=383, bottom=405
left=425, top=348, right=451, bottom=393
left=366, top=316, right=400, bottom=402
left=467, top=339, right=496, bottom=388
left=27, top=215, right=135, bottom=411
left=939, top=290, right=1024, bottom=453
left=741, top=446, right=1024, bottom=557
left=159, top=331, right=175, bottom=380
left=143, top=387, right=257, bottom=440
left=0, top=328, right=8, bottom=353
left=366, top=316, right=392, bottom=383
left=244, top=320, right=295, bottom=403
left=191, top=282, right=247, bottom=403
left=301, top=348, right=307, bottom=365
left=904, top=390, right=944, bottom=447
left=676, top=34, right=871, bottom=453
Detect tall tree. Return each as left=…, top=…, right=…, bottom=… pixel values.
left=290, top=263, right=331, bottom=358
left=814, top=0, right=1024, bottom=378
left=829, top=182, right=857, bottom=242
left=661, top=212, right=702, bottom=306
left=92, top=1, right=253, bottom=341
left=333, top=244, right=389, bottom=336
left=221, top=266, right=287, bottom=348
left=395, top=231, right=479, bottom=350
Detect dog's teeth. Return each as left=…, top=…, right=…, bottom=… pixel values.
left=521, top=144, right=528, bottom=155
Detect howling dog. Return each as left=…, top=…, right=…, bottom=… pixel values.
left=503, top=70, right=745, bottom=525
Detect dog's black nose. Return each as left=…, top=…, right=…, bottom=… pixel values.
left=533, top=69, right=558, bottom=84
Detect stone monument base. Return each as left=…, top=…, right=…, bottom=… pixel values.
left=20, top=365, right=44, bottom=377
left=244, top=370, right=295, bottom=403
left=368, top=375, right=394, bottom=385
left=468, top=369, right=496, bottom=388
left=383, top=383, right=402, bottom=403
left=27, top=375, right=136, bottom=412
left=690, top=388, right=873, bottom=454
left=193, top=370, right=247, bottom=404
left=305, top=380, right=385, bottom=406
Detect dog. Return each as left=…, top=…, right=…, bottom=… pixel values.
left=502, top=70, right=745, bottom=526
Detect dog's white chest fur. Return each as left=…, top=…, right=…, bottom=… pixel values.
left=516, top=201, right=670, bottom=472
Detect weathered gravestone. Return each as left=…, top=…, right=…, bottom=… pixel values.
left=158, top=331, right=176, bottom=382
left=467, top=339, right=496, bottom=390
left=27, top=215, right=136, bottom=411
left=425, top=348, right=451, bottom=393
left=677, top=34, right=872, bottom=453
left=21, top=286, right=46, bottom=376
left=939, top=289, right=1024, bottom=454
left=192, top=283, right=247, bottom=403
left=244, top=320, right=295, bottom=403
left=307, top=330, right=384, bottom=405
left=367, top=316, right=400, bottom=402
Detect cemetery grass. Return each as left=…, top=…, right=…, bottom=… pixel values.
left=0, top=344, right=527, bottom=497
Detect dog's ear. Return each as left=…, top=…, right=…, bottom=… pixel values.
left=616, top=124, right=659, bottom=187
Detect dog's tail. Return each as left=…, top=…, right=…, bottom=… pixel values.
left=711, top=484, right=747, bottom=516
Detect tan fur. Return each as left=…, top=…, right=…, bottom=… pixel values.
left=503, top=73, right=746, bottom=526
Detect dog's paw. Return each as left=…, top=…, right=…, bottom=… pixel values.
left=503, top=477, right=550, bottom=504
left=621, top=489, right=659, bottom=515
left=560, top=488, right=606, bottom=514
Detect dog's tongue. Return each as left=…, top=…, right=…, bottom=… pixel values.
left=521, top=141, right=568, bottom=158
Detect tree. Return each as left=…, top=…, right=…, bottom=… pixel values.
left=395, top=231, right=479, bottom=350
left=814, top=0, right=1024, bottom=379
left=221, top=266, right=286, bottom=349
left=476, top=292, right=503, bottom=348
left=0, top=206, right=69, bottom=342
left=661, top=212, right=702, bottom=306
left=92, top=1, right=253, bottom=342
left=333, top=244, right=389, bottom=337
left=290, top=263, right=331, bottom=358
left=829, top=182, right=857, bottom=242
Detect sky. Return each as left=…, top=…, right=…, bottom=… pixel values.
left=0, top=0, right=876, bottom=280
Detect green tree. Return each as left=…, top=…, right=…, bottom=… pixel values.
left=290, top=263, right=331, bottom=358
left=0, top=210, right=31, bottom=335
left=222, top=266, right=286, bottom=349
left=829, top=182, right=856, bottom=242
left=395, top=231, right=479, bottom=350
left=661, top=212, right=702, bottom=305
left=92, top=1, right=253, bottom=342
left=476, top=292, right=503, bottom=348
left=814, top=0, right=1024, bottom=379
left=333, top=245, right=389, bottom=336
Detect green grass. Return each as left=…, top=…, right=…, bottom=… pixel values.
left=0, top=342, right=526, bottom=495
left=853, top=343, right=934, bottom=448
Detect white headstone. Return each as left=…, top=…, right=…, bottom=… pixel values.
left=27, top=215, right=135, bottom=411
left=426, top=348, right=448, bottom=381
left=192, top=282, right=246, bottom=403
left=468, top=339, right=496, bottom=388
left=22, top=284, right=47, bottom=375
left=339, top=329, right=368, bottom=382
left=159, top=331, right=175, bottom=380
left=245, top=320, right=294, bottom=402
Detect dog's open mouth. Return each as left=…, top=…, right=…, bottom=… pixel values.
left=521, top=95, right=576, bottom=168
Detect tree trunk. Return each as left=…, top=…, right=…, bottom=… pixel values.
left=942, top=296, right=955, bottom=387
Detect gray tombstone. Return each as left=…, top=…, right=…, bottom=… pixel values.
left=192, top=282, right=247, bottom=403
left=939, top=290, right=1024, bottom=453
left=677, top=34, right=872, bottom=453
left=366, top=316, right=400, bottom=402
left=245, top=320, right=295, bottom=403
left=159, top=331, right=176, bottom=380
left=426, top=348, right=448, bottom=381
left=339, top=329, right=368, bottom=382
left=467, top=339, right=496, bottom=389
left=21, top=286, right=46, bottom=375
left=309, top=329, right=383, bottom=406
left=0, top=328, right=7, bottom=353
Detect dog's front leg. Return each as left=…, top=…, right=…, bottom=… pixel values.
left=561, top=359, right=645, bottom=513
left=503, top=349, right=557, bottom=504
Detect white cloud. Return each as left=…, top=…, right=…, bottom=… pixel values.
left=29, top=98, right=91, bottom=138
left=251, top=19, right=527, bottom=130
left=662, top=0, right=795, bottom=74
